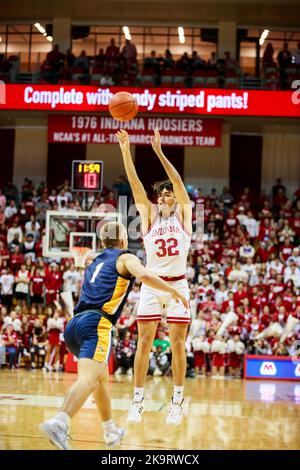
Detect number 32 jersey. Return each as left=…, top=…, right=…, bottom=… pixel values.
left=143, top=212, right=191, bottom=277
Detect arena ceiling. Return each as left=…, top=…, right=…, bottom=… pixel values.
left=0, top=0, right=299, bottom=28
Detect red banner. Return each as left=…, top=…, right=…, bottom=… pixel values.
left=48, top=115, right=222, bottom=146
left=0, top=84, right=299, bottom=117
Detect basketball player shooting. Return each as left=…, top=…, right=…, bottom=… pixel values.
left=117, top=128, right=192, bottom=425
left=39, top=221, right=188, bottom=450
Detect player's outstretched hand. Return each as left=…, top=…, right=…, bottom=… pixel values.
left=116, top=129, right=130, bottom=151
left=150, top=128, right=162, bottom=155
left=170, top=289, right=189, bottom=309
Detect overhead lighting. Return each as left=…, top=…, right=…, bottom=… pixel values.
left=259, top=29, right=269, bottom=46
left=46, top=36, right=53, bottom=42
left=123, top=26, right=131, bottom=41
left=43, top=32, right=47, bottom=37
left=178, top=26, right=185, bottom=44
left=34, top=22, right=46, bottom=34
left=0, top=37, right=2, bottom=43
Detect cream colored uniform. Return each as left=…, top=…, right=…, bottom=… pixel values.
left=137, top=211, right=191, bottom=324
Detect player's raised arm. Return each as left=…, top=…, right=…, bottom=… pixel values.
left=118, top=253, right=188, bottom=309
left=150, top=128, right=192, bottom=227
left=116, top=130, right=152, bottom=219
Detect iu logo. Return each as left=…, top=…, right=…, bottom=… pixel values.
left=260, top=361, right=277, bottom=376
left=295, top=364, right=300, bottom=377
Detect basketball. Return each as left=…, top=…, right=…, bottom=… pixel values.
left=109, top=91, right=138, bottom=122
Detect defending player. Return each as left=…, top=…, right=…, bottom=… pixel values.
left=39, top=221, right=188, bottom=450
left=117, top=128, right=192, bottom=425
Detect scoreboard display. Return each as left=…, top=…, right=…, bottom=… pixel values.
left=71, top=160, right=104, bottom=192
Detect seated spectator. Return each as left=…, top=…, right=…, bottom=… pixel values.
left=73, top=50, right=90, bottom=73
left=224, top=51, right=238, bottom=71
left=65, top=49, right=75, bottom=68
left=114, top=329, right=136, bottom=376
left=163, top=49, right=175, bottom=70
left=143, top=50, right=160, bottom=73
left=190, top=50, right=205, bottom=71
left=149, top=330, right=171, bottom=376
left=2, top=324, right=18, bottom=369
left=176, top=52, right=190, bottom=72
left=208, top=51, right=218, bottom=70
left=95, top=48, right=107, bottom=67
left=30, top=319, right=47, bottom=369
left=100, top=74, right=114, bottom=86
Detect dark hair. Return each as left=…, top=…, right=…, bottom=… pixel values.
left=153, top=179, right=174, bottom=195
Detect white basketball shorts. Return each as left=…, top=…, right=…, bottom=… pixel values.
left=136, top=279, right=190, bottom=324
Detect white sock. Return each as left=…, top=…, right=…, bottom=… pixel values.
left=56, top=411, right=70, bottom=429
left=102, top=419, right=116, bottom=432
left=173, top=386, right=184, bottom=404
left=133, top=387, right=144, bottom=402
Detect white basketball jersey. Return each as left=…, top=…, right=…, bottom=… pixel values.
left=143, top=211, right=191, bottom=276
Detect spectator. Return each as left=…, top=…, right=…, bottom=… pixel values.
left=277, top=42, right=293, bottom=69
left=239, top=239, right=255, bottom=259
left=74, top=50, right=90, bottom=73
left=114, top=329, right=136, bottom=376
left=45, top=262, right=62, bottom=306
left=14, top=264, right=30, bottom=305
left=121, top=39, right=137, bottom=61
left=143, top=50, right=160, bottom=73
left=0, top=189, right=6, bottom=211
left=2, top=324, right=18, bottom=369
left=62, top=263, right=81, bottom=300
left=190, top=50, right=205, bottom=71
left=30, top=319, right=47, bottom=369
left=208, top=52, right=218, bottom=70
left=100, top=74, right=114, bottom=86
left=4, top=200, right=17, bottom=220
left=95, top=48, right=107, bottom=67
left=292, top=41, right=300, bottom=66
left=30, top=267, right=45, bottom=305
left=0, top=268, right=14, bottom=309
left=224, top=51, right=237, bottom=70
left=263, top=42, right=276, bottom=68
left=163, top=49, right=175, bottom=70
left=65, top=49, right=75, bottom=68
left=43, top=309, right=64, bottom=372
left=105, top=38, right=120, bottom=61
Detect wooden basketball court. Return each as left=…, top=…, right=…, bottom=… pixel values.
left=1, top=370, right=300, bottom=450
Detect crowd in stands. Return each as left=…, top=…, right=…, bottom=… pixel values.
left=1, top=38, right=300, bottom=90
left=1, top=176, right=300, bottom=378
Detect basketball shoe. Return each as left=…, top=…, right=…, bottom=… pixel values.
left=166, top=398, right=184, bottom=425
left=39, top=418, right=70, bottom=450
left=104, top=426, right=125, bottom=447
left=127, top=397, right=144, bottom=423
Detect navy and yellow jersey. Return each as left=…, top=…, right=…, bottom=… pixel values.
left=74, top=247, right=135, bottom=325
